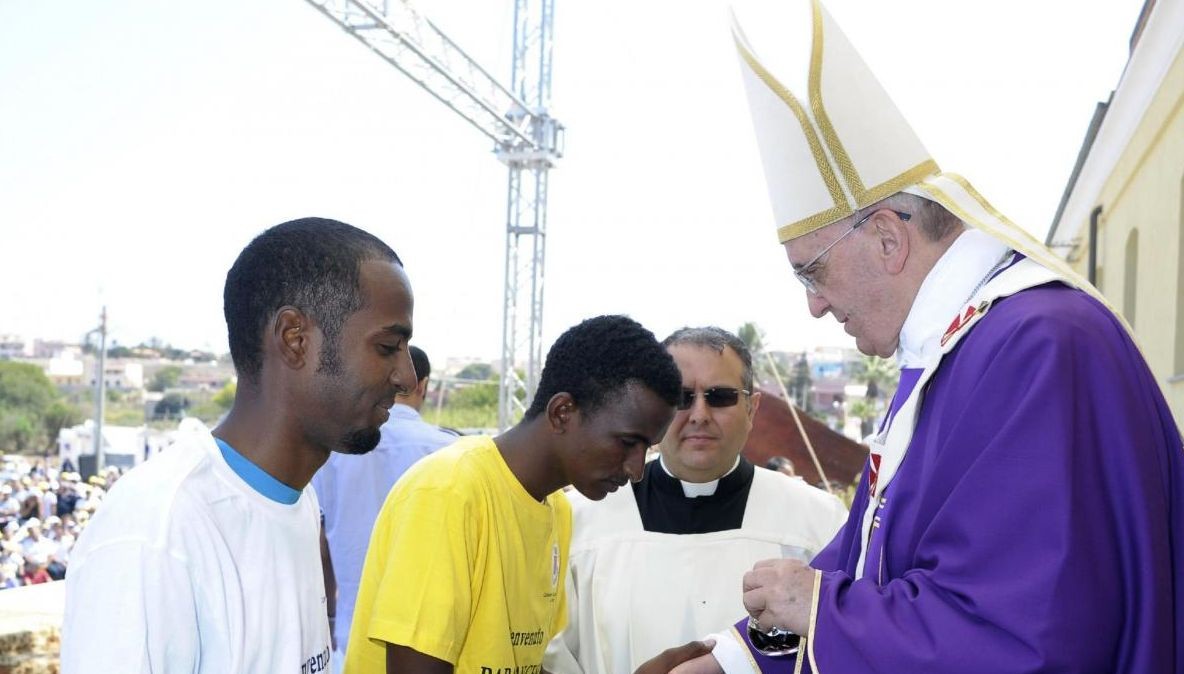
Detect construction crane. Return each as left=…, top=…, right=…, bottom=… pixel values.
left=301, top=0, right=563, bottom=428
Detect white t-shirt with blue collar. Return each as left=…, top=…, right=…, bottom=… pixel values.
left=62, top=427, right=332, bottom=673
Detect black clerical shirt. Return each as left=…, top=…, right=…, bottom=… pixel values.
left=631, top=457, right=756, bottom=534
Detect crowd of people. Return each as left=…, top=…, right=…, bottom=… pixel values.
left=44, top=1, right=1184, bottom=672
left=0, top=458, right=122, bottom=590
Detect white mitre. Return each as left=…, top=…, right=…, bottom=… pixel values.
left=729, top=0, right=1107, bottom=311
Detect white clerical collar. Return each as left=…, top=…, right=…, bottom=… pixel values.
left=658, top=455, right=742, bottom=498
left=896, top=228, right=1010, bottom=367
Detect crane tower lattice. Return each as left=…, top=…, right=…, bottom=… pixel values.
left=302, top=0, right=562, bottom=428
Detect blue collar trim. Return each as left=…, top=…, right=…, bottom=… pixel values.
left=214, top=437, right=301, bottom=505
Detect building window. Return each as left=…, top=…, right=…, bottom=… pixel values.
left=1123, top=228, right=1138, bottom=327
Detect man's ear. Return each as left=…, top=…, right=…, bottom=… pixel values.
left=273, top=307, right=311, bottom=371
left=874, top=211, right=910, bottom=275
left=545, top=393, right=577, bottom=434
left=747, top=391, right=762, bottom=422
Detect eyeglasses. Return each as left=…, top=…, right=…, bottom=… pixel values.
left=793, top=209, right=912, bottom=295
left=677, top=387, right=751, bottom=410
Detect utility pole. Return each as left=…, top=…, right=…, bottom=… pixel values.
left=89, top=306, right=108, bottom=474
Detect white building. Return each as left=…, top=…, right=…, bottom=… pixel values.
left=57, top=419, right=183, bottom=477
left=83, top=359, right=145, bottom=391
left=47, top=348, right=85, bottom=387
left=0, top=335, right=31, bottom=359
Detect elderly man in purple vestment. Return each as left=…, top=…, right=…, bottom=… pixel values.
left=654, top=2, right=1184, bottom=673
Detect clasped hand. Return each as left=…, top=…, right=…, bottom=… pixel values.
left=742, top=558, right=814, bottom=637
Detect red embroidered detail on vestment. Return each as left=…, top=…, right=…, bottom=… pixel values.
left=868, top=453, right=882, bottom=498
left=940, top=304, right=981, bottom=347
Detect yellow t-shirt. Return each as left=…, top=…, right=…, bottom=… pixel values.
left=344, top=435, right=571, bottom=673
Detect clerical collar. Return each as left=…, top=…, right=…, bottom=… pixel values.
left=897, top=228, right=1010, bottom=368
left=658, top=455, right=742, bottom=498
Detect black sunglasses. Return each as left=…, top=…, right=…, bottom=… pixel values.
left=677, top=387, right=751, bottom=410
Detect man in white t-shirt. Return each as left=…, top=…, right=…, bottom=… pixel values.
left=313, top=344, right=457, bottom=668
left=61, top=217, right=418, bottom=673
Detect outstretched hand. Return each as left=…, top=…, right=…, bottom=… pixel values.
left=633, top=639, right=716, bottom=674
left=670, top=652, right=725, bottom=674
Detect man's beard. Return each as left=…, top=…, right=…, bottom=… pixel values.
left=316, top=341, right=384, bottom=455
left=340, top=426, right=382, bottom=455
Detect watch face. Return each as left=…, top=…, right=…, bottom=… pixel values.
left=747, top=618, right=801, bottom=657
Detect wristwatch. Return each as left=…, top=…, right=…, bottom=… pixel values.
left=746, top=617, right=801, bottom=656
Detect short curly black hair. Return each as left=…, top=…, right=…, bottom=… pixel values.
left=662, top=326, right=754, bottom=392
left=524, top=315, right=681, bottom=421
left=409, top=345, right=430, bottom=382
left=224, top=217, right=402, bottom=385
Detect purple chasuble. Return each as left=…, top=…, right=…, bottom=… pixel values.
left=878, top=367, right=923, bottom=434
left=734, top=283, right=1184, bottom=672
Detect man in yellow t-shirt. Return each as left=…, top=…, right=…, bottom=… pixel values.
left=346, top=315, right=701, bottom=674
left=351, top=434, right=568, bottom=673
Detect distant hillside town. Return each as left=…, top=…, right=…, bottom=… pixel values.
left=0, top=330, right=894, bottom=480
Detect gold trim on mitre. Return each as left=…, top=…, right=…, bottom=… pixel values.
left=807, top=0, right=865, bottom=200
left=777, top=204, right=852, bottom=243
left=775, top=160, right=937, bottom=244
left=861, top=159, right=941, bottom=209
left=805, top=0, right=941, bottom=215
left=734, top=36, right=847, bottom=211
left=733, top=0, right=941, bottom=243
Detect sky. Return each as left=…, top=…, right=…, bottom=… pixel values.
left=0, top=0, right=1148, bottom=365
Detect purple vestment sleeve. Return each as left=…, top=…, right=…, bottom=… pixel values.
left=734, top=285, right=1184, bottom=673
left=731, top=617, right=796, bottom=671
left=807, top=472, right=865, bottom=573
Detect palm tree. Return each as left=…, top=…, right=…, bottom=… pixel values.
left=737, top=321, right=774, bottom=388
left=789, top=352, right=812, bottom=413
left=854, top=355, right=897, bottom=401
left=847, top=397, right=876, bottom=438
left=737, top=322, right=766, bottom=361
left=850, top=355, right=898, bottom=434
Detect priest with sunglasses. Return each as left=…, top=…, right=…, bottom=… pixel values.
left=543, top=327, right=847, bottom=674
